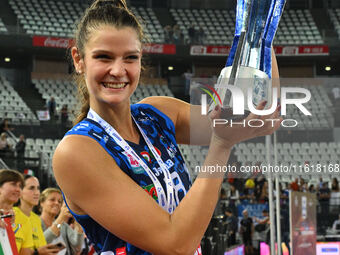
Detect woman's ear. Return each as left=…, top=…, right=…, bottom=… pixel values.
left=71, top=47, right=84, bottom=74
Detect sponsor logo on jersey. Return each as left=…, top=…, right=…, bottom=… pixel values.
left=167, top=146, right=176, bottom=158
left=122, top=152, right=144, bottom=174
left=142, top=184, right=158, bottom=201
left=116, top=247, right=127, bottom=255
left=140, top=151, right=151, bottom=162
left=165, top=159, right=174, bottom=169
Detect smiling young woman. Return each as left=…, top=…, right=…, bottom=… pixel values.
left=53, top=0, right=281, bottom=254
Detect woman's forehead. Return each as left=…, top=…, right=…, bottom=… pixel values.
left=86, top=25, right=141, bottom=52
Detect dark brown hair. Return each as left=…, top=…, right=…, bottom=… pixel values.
left=73, top=0, right=145, bottom=124
left=0, top=169, right=24, bottom=188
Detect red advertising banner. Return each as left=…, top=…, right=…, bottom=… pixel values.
left=190, top=45, right=329, bottom=56
left=274, top=45, right=329, bottom=56
left=190, top=45, right=231, bottom=56
left=32, top=36, right=74, bottom=48
left=142, top=44, right=176, bottom=55
left=289, top=191, right=317, bottom=255
left=32, top=36, right=176, bottom=55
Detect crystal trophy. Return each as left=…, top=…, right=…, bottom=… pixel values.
left=208, top=0, right=286, bottom=120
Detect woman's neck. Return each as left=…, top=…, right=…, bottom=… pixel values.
left=0, top=198, right=13, bottom=211
left=40, top=211, right=56, bottom=227
left=19, top=200, right=33, bottom=217
left=90, top=102, right=140, bottom=143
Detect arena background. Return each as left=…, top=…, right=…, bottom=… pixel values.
left=0, top=0, right=340, bottom=254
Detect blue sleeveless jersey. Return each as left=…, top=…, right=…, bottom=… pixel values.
left=64, top=104, right=192, bottom=254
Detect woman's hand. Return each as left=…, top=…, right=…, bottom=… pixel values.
left=0, top=209, right=15, bottom=227
left=209, top=101, right=281, bottom=149
left=37, top=244, right=60, bottom=255
left=55, top=203, right=72, bottom=224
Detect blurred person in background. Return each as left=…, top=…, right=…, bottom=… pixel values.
left=15, top=134, right=26, bottom=171
left=330, top=178, right=340, bottom=213
left=0, top=118, right=14, bottom=134
left=197, top=25, right=206, bottom=44
left=318, top=182, right=331, bottom=216
left=224, top=207, right=238, bottom=247
left=163, top=25, right=173, bottom=43
left=172, top=24, right=184, bottom=45
left=0, top=132, right=12, bottom=152
left=15, top=175, right=60, bottom=254
left=60, top=105, right=70, bottom=135
left=40, top=188, right=84, bottom=255
left=226, top=184, right=239, bottom=215
left=188, top=23, right=196, bottom=44
left=240, top=209, right=254, bottom=255
left=0, top=169, right=33, bottom=255
left=47, top=97, right=56, bottom=122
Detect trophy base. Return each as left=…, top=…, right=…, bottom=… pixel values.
left=220, top=107, right=251, bottom=122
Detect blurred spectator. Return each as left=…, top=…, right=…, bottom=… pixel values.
left=15, top=134, right=26, bottom=171
left=172, top=24, right=184, bottom=44
left=47, top=97, right=56, bottom=121
left=0, top=132, right=12, bottom=154
left=226, top=184, right=239, bottom=215
left=40, top=188, right=84, bottom=254
left=300, top=178, right=308, bottom=192
left=290, top=178, right=300, bottom=191
left=188, top=23, right=196, bottom=44
left=258, top=181, right=269, bottom=203
left=0, top=169, right=34, bottom=254
left=61, top=104, right=69, bottom=133
left=224, top=207, right=238, bottom=247
left=331, top=178, right=339, bottom=192
left=330, top=178, right=340, bottom=213
left=240, top=209, right=254, bottom=255
left=242, top=178, right=255, bottom=202
left=163, top=25, right=173, bottom=43
left=0, top=118, right=14, bottom=134
left=183, top=68, right=194, bottom=96
left=308, top=184, right=316, bottom=193
left=214, top=188, right=227, bottom=216
left=15, top=175, right=61, bottom=254
left=280, top=183, right=289, bottom=205
left=197, top=25, right=206, bottom=44
left=254, top=209, right=270, bottom=244
left=332, top=214, right=340, bottom=232
left=318, top=182, right=331, bottom=216
left=318, top=177, right=324, bottom=190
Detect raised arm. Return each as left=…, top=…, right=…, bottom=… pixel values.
left=53, top=100, right=280, bottom=255
left=140, top=49, right=280, bottom=146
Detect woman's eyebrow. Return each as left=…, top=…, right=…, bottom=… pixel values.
left=92, top=50, right=141, bottom=55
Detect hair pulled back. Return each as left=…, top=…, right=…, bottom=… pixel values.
left=73, top=0, right=144, bottom=124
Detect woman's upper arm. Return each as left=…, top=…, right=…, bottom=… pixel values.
left=44, top=228, right=57, bottom=243
left=53, top=135, right=176, bottom=254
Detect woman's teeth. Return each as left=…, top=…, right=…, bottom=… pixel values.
left=102, top=82, right=127, bottom=89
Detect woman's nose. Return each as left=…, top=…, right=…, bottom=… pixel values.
left=109, top=59, right=126, bottom=77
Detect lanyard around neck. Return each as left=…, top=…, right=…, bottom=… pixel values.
left=87, top=108, right=175, bottom=214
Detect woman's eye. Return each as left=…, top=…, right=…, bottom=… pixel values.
left=94, top=54, right=110, bottom=59
left=126, top=55, right=139, bottom=60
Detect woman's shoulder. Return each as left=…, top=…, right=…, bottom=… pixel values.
left=137, top=96, right=189, bottom=128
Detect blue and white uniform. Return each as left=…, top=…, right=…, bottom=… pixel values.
left=64, top=104, right=192, bottom=255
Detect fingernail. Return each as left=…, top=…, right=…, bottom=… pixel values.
left=278, top=105, right=281, bottom=111
left=215, top=105, right=219, bottom=111
left=262, top=101, right=267, bottom=106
